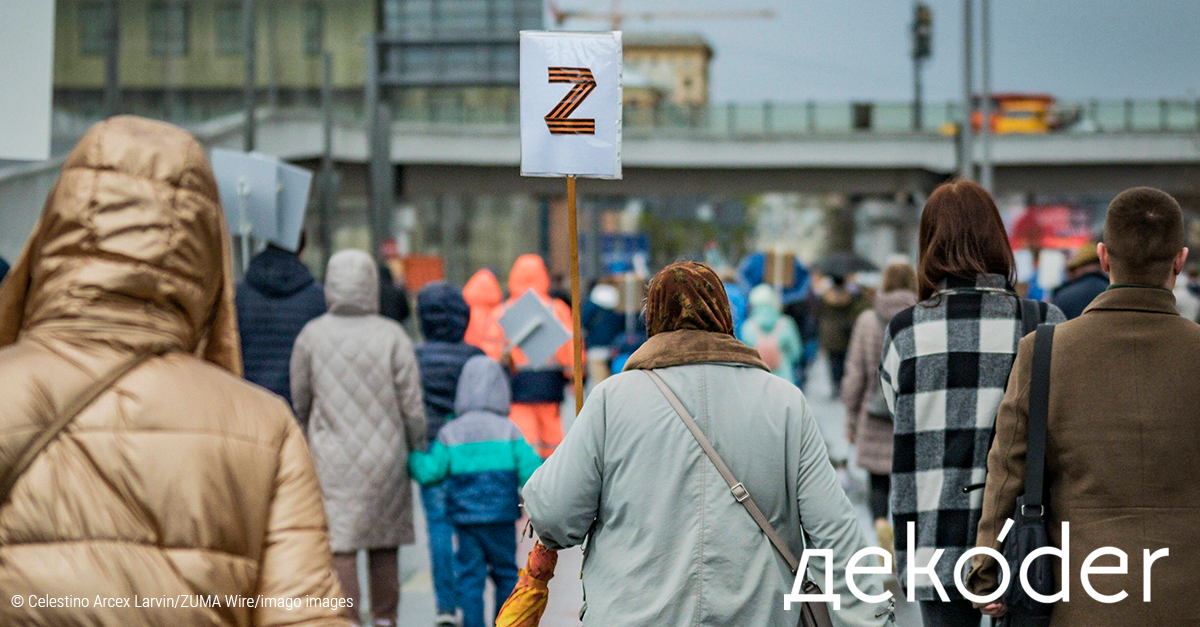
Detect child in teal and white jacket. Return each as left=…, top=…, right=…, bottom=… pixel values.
left=409, top=355, right=542, bottom=627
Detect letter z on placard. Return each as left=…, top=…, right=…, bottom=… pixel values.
left=545, top=67, right=596, bottom=135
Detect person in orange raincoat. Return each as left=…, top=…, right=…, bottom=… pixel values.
left=463, top=268, right=504, bottom=359
left=484, top=255, right=577, bottom=458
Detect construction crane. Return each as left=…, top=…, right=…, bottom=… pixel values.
left=549, top=0, right=774, bottom=31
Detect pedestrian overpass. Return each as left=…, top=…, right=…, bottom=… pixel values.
left=4, top=100, right=1199, bottom=261
left=204, top=100, right=1200, bottom=198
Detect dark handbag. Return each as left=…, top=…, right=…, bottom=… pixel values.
left=864, top=312, right=894, bottom=421
left=644, top=370, right=837, bottom=627
left=0, top=351, right=157, bottom=504
left=1000, top=323, right=1056, bottom=626
left=1016, top=297, right=1042, bottom=337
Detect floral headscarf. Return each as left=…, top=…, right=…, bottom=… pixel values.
left=645, top=261, right=735, bottom=337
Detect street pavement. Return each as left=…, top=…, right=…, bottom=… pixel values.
left=383, top=354, right=923, bottom=627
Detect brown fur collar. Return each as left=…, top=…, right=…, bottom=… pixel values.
left=623, top=329, right=770, bottom=372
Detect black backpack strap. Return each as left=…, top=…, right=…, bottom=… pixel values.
left=1019, top=298, right=1041, bottom=338
left=1022, top=323, right=1055, bottom=514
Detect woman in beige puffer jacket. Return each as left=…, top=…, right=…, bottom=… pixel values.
left=0, top=116, right=349, bottom=626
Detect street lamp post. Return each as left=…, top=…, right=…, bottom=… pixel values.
left=979, top=0, right=995, bottom=194
left=912, top=3, right=932, bottom=132
left=959, top=0, right=974, bottom=181
left=103, top=0, right=120, bottom=117
left=319, top=50, right=337, bottom=271
left=243, top=0, right=257, bottom=152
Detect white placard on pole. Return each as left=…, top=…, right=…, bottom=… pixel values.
left=274, top=161, right=315, bottom=253
left=211, top=149, right=280, bottom=243
left=519, top=31, right=622, bottom=179
left=0, top=2, right=55, bottom=161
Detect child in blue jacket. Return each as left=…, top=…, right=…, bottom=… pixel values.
left=410, top=355, right=543, bottom=627
left=415, top=282, right=484, bottom=624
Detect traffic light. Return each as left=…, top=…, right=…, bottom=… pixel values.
left=913, top=3, right=933, bottom=60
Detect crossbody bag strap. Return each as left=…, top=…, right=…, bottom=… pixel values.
left=643, top=369, right=800, bottom=574
left=1022, top=323, right=1055, bottom=513
left=1019, top=298, right=1041, bottom=338
left=0, top=350, right=160, bottom=504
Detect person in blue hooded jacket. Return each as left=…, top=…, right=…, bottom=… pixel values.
left=414, top=281, right=485, bottom=625
left=235, top=238, right=326, bottom=411
left=410, top=355, right=542, bottom=627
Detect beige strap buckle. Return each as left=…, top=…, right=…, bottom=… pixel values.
left=731, top=482, right=750, bottom=502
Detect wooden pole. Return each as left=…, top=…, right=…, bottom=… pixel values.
left=566, top=175, right=585, bottom=415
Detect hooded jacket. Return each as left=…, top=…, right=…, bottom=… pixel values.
left=817, top=285, right=865, bottom=353
left=486, top=255, right=577, bottom=404
left=409, top=356, right=542, bottom=525
left=462, top=268, right=503, bottom=358
left=580, top=284, right=624, bottom=348
left=0, top=116, right=347, bottom=627
left=236, top=245, right=326, bottom=406
left=841, top=288, right=918, bottom=475
left=1050, top=269, right=1108, bottom=320
left=738, top=284, right=803, bottom=381
left=290, top=250, right=427, bottom=552
left=415, top=282, right=484, bottom=444
left=378, top=263, right=411, bottom=324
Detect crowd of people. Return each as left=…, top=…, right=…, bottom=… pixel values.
left=3, top=115, right=1198, bottom=627
left=242, top=250, right=575, bottom=625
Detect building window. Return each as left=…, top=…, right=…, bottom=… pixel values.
left=215, top=3, right=244, bottom=55
left=398, top=0, right=434, bottom=38
left=440, top=0, right=488, bottom=36
left=304, top=2, right=323, bottom=56
left=149, top=3, right=189, bottom=57
left=79, top=2, right=111, bottom=56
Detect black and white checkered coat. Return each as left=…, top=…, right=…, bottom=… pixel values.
left=879, top=274, right=1064, bottom=601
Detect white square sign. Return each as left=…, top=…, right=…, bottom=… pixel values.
left=520, top=31, right=622, bottom=179
left=0, top=2, right=55, bottom=161
left=211, top=149, right=315, bottom=252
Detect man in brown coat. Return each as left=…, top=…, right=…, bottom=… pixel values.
left=967, top=187, right=1200, bottom=625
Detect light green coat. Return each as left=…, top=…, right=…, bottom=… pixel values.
left=523, top=363, right=894, bottom=627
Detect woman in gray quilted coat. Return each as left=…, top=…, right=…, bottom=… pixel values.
left=291, top=249, right=427, bottom=627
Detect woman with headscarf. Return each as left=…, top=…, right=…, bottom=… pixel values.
left=291, top=249, right=427, bottom=627
left=739, top=283, right=803, bottom=382
left=522, top=262, right=894, bottom=626
left=0, top=116, right=349, bottom=626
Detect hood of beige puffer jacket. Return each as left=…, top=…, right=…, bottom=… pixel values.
left=324, top=249, right=379, bottom=315
left=0, top=116, right=241, bottom=374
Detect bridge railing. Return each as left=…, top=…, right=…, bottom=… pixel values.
left=375, top=98, right=1200, bottom=136
left=46, top=97, right=1200, bottom=140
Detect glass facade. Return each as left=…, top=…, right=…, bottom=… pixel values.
left=381, top=0, right=543, bottom=86
left=148, top=2, right=189, bottom=57
left=304, top=2, right=324, bottom=56
left=214, top=3, right=243, bottom=56
left=78, top=2, right=109, bottom=56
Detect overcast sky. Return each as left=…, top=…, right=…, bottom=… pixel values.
left=563, top=0, right=1200, bottom=103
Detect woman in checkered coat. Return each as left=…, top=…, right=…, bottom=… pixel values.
left=879, top=182, right=1064, bottom=626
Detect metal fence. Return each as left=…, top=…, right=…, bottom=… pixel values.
left=367, top=98, right=1200, bottom=136
left=50, top=97, right=1200, bottom=138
